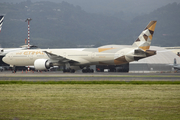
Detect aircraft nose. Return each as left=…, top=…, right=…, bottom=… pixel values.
left=2, top=55, right=8, bottom=64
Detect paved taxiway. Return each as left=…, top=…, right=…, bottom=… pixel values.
left=0, top=71, right=180, bottom=81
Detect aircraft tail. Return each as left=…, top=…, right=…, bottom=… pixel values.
left=132, top=21, right=157, bottom=51
left=0, top=15, right=4, bottom=32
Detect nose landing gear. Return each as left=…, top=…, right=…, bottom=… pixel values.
left=12, top=65, right=17, bottom=73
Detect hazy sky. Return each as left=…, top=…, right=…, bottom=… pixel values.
left=1, top=0, right=180, bottom=14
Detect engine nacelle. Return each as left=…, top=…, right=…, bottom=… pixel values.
left=0, top=48, right=4, bottom=55
left=34, top=59, right=53, bottom=70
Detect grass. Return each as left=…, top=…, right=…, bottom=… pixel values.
left=0, top=81, right=180, bottom=84
left=0, top=84, right=180, bottom=120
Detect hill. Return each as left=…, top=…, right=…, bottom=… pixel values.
left=130, top=2, right=180, bottom=47
left=0, top=1, right=127, bottom=48
left=0, top=1, right=180, bottom=48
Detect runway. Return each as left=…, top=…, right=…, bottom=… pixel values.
left=0, top=71, right=180, bottom=81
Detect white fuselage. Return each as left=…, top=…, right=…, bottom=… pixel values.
left=3, top=48, right=127, bottom=67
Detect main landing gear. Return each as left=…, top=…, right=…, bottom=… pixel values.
left=62, top=64, right=94, bottom=73
left=82, top=68, right=94, bottom=73
left=62, top=63, right=75, bottom=73
left=82, top=66, right=94, bottom=73
left=63, top=68, right=75, bottom=73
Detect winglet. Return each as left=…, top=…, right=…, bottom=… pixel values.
left=132, top=21, right=157, bottom=51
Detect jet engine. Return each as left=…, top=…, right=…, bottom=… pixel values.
left=0, top=48, right=4, bottom=55
left=34, top=59, right=53, bottom=70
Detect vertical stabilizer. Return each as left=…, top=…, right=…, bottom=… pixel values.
left=0, top=15, right=4, bottom=32
left=132, top=21, right=157, bottom=51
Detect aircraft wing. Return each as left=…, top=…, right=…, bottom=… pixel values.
left=43, top=51, right=76, bottom=63
left=43, top=51, right=89, bottom=65
left=168, top=64, right=180, bottom=70
left=174, top=66, right=180, bottom=70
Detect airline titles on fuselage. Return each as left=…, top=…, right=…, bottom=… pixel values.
left=16, top=51, right=48, bottom=55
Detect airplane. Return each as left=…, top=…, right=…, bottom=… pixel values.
left=170, top=58, right=180, bottom=71
left=2, top=21, right=157, bottom=73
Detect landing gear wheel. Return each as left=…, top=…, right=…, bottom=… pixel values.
left=12, top=66, right=17, bottom=73
left=63, top=68, right=75, bottom=73
left=90, top=69, right=94, bottom=73
left=82, top=69, right=86, bottom=73
left=70, top=69, right=75, bottom=73
left=63, top=69, right=66, bottom=73
left=82, top=69, right=94, bottom=73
